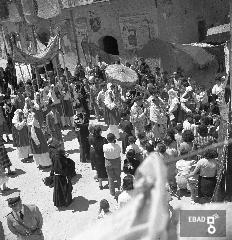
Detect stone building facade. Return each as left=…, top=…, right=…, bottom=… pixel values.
left=0, top=0, right=230, bottom=73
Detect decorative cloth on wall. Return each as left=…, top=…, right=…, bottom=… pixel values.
left=8, top=2, right=22, bottom=22
left=61, top=0, right=109, bottom=8
left=36, top=0, right=61, bottom=19
left=0, top=1, right=9, bottom=21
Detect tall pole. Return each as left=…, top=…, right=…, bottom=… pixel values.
left=32, top=25, right=37, bottom=53
left=69, top=9, right=80, bottom=64
left=226, top=0, right=232, bottom=201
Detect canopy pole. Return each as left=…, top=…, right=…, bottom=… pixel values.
left=70, top=9, right=80, bottom=64
left=26, top=65, right=31, bottom=79
left=226, top=0, right=232, bottom=201
left=35, top=67, right=40, bottom=90
left=18, top=63, right=25, bottom=83
left=32, top=25, right=37, bottom=53
left=44, top=64, right=49, bottom=80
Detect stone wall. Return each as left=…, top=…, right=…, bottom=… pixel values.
left=1, top=0, right=230, bottom=73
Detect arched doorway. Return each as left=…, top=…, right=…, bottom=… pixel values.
left=100, top=36, right=119, bottom=55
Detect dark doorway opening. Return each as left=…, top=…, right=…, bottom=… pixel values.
left=101, top=36, right=119, bottom=55
left=198, top=20, right=206, bottom=42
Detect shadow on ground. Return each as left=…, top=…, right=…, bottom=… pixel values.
left=0, top=221, right=5, bottom=240
left=63, top=130, right=77, bottom=142
left=6, top=146, right=15, bottom=153
left=21, top=156, right=34, bottom=163
left=1, top=187, right=20, bottom=196
left=59, top=196, right=97, bottom=213
left=10, top=169, right=26, bottom=178
left=67, top=149, right=80, bottom=155
left=71, top=174, right=82, bottom=185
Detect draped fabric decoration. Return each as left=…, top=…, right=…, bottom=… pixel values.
left=13, top=35, right=60, bottom=66
left=138, top=39, right=220, bottom=89
left=36, top=0, right=61, bottom=19
left=8, top=2, right=22, bottom=22
left=61, top=0, right=109, bottom=8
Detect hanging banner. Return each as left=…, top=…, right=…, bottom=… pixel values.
left=224, top=42, right=229, bottom=74
left=119, top=15, right=158, bottom=50
left=0, top=31, right=7, bottom=60
left=8, top=2, right=22, bottom=22
left=75, top=17, right=89, bottom=64
left=36, top=0, right=61, bottom=19
left=13, top=35, right=60, bottom=65
left=61, top=0, right=109, bottom=8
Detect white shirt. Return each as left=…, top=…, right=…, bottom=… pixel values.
left=103, top=143, right=121, bottom=159
left=212, top=84, right=223, bottom=95
left=118, top=190, right=134, bottom=208
left=125, top=144, right=141, bottom=154
left=182, top=120, right=193, bottom=132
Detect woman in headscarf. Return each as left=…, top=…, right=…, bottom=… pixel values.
left=53, top=149, right=73, bottom=208
left=27, top=103, right=52, bottom=169
left=0, top=94, right=11, bottom=142
left=74, top=112, right=90, bottom=163
left=34, top=92, right=45, bottom=127
left=48, top=84, right=64, bottom=127
left=12, top=109, right=31, bottom=162
left=61, top=83, right=74, bottom=127
left=104, top=83, right=120, bottom=140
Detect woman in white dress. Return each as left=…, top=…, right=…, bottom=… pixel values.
left=12, top=109, right=31, bottom=161
left=27, top=103, right=52, bottom=169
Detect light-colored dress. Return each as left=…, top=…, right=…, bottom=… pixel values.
left=27, top=112, right=52, bottom=167
left=12, top=110, right=31, bottom=160
left=175, top=159, right=195, bottom=189
left=130, top=102, right=146, bottom=138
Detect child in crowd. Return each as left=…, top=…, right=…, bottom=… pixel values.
left=144, top=123, right=155, bottom=143
left=175, top=146, right=196, bottom=200
left=135, top=133, right=146, bottom=152
left=123, top=149, right=140, bottom=176
left=0, top=164, right=9, bottom=194
left=175, top=123, right=183, bottom=152
left=98, top=199, right=112, bottom=219
left=143, top=142, right=154, bottom=159
left=183, top=113, right=194, bottom=132
left=126, top=136, right=142, bottom=155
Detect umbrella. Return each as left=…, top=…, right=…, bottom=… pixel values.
left=105, top=64, right=138, bottom=86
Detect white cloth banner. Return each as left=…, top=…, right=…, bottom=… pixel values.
left=119, top=15, right=158, bottom=50
left=224, top=42, right=229, bottom=74
left=61, top=0, right=109, bottom=8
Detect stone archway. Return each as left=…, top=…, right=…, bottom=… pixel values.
left=99, top=36, right=119, bottom=55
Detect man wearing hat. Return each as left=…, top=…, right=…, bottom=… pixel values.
left=6, top=192, right=44, bottom=240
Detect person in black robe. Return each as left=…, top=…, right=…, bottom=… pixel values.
left=74, top=112, right=90, bottom=163
left=119, top=113, right=133, bottom=154
left=74, top=83, right=90, bottom=118
left=53, top=149, right=73, bottom=208
left=88, top=126, right=108, bottom=190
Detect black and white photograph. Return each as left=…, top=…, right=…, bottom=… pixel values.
left=0, top=0, right=232, bottom=239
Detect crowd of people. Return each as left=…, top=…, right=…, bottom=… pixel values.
left=0, top=55, right=229, bottom=239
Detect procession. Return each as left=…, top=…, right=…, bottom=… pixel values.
left=1, top=0, right=232, bottom=240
